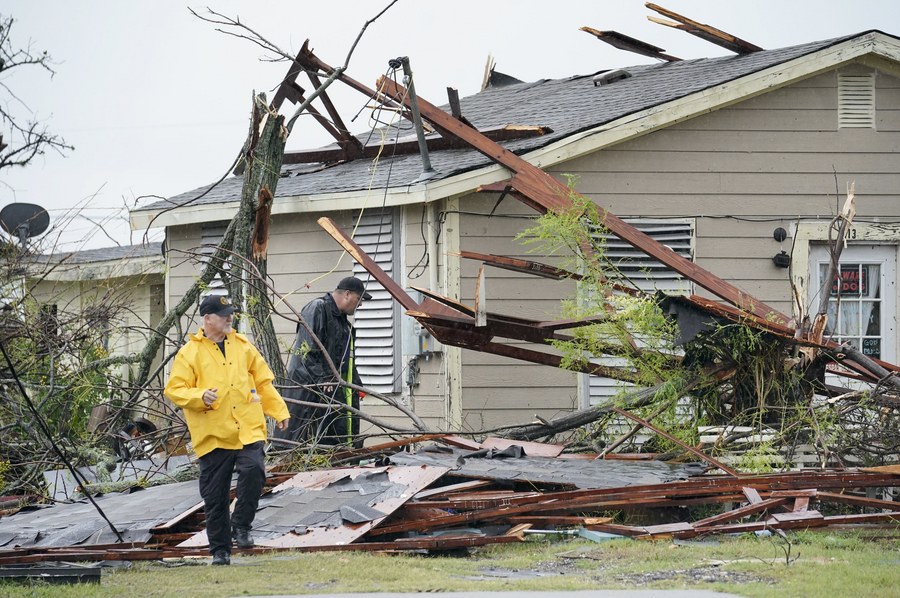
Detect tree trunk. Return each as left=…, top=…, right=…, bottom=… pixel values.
left=502, top=384, right=663, bottom=441
left=232, top=94, right=287, bottom=381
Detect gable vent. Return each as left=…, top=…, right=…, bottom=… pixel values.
left=838, top=73, right=875, bottom=129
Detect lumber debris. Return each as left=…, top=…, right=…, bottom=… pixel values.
left=0, top=437, right=897, bottom=565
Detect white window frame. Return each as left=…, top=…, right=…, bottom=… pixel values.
left=792, top=221, right=900, bottom=365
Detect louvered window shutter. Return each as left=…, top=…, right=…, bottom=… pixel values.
left=351, top=209, right=400, bottom=394
left=585, top=218, right=694, bottom=404
left=199, top=221, right=229, bottom=294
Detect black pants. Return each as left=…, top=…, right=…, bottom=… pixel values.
left=198, top=441, right=265, bottom=555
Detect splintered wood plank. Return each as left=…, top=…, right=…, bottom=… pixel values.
left=413, top=479, right=492, bottom=500
left=793, top=497, right=810, bottom=512
left=767, top=510, right=824, bottom=524
left=481, top=437, right=566, bottom=457
left=409, top=491, right=542, bottom=511
left=693, top=497, right=790, bottom=528
left=769, top=489, right=817, bottom=498
left=642, top=522, right=696, bottom=535
left=474, top=265, right=487, bottom=328
left=742, top=487, right=763, bottom=504
left=439, top=435, right=484, bottom=451
left=861, top=464, right=900, bottom=475
left=507, top=516, right=614, bottom=526
left=817, top=491, right=900, bottom=511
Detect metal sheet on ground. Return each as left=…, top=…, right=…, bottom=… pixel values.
left=0, top=481, right=202, bottom=548
left=390, top=449, right=705, bottom=489
left=178, top=465, right=448, bottom=549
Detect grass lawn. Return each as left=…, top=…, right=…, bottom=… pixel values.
left=2, top=529, right=898, bottom=597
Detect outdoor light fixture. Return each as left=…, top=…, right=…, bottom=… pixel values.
left=772, top=227, right=791, bottom=268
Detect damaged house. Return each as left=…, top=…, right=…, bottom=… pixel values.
left=130, top=29, right=900, bottom=442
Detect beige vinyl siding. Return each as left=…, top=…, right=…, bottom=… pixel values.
left=30, top=272, right=165, bottom=415
left=550, top=65, right=900, bottom=319
left=447, top=63, right=900, bottom=431
left=167, top=209, right=449, bottom=438
left=390, top=203, right=448, bottom=431
left=457, top=194, right=580, bottom=428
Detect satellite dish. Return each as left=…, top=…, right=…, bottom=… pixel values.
left=0, top=203, right=50, bottom=246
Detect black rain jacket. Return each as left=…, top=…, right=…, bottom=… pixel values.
left=275, top=292, right=362, bottom=445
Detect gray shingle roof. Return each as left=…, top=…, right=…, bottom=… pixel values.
left=37, top=242, right=163, bottom=264
left=137, top=32, right=877, bottom=213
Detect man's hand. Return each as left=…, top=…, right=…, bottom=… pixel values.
left=276, top=417, right=290, bottom=431
left=202, top=388, right=218, bottom=407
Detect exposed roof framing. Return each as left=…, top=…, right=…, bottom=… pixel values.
left=645, top=3, right=763, bottom=55
left=580, top=27, right=681, bottom=62
left=370, top=73, right=785, bottom=324
left=317, top=216, right=651, bottom=380
left=282, top=125, right=550, bottom=165
left=270, top=45, right=364, bottom=162
left=289, top=40, right=900, bottom=387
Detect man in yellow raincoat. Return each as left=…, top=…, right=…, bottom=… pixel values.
left=165, top=295, right=290, bottom=566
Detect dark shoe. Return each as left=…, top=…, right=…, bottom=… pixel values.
left=211, top=550, right=231, bottom=566
left=232, top=526, right=254, bottom=549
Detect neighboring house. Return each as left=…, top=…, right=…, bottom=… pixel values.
left=131, top=30, right=900, bottom=437
left=29, top=243, right=166, bottom=386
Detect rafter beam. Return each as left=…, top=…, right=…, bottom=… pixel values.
left=645, top=3, right=763, bottom=54
left=283, top=125, right=550, bottom=165
left=373, top=76, right=787, bottom=325
left=580, top=27, right=681, bottom=62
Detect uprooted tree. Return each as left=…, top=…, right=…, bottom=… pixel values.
left=502, top=185, right=900, bottom=469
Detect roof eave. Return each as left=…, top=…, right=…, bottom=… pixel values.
left=32, top=255, right=165, bottom=282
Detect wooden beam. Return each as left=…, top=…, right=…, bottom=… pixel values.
left=283, top=124, right=551, bottom=164
left=580, top=27, right=681, bottom=62
left=645, top=3, right=763, bottom=54
left=612, top=407, right=739, bottom=476
left=474, top=265, right=487, bottom=328
left=375, top=77, right=788, bottom=325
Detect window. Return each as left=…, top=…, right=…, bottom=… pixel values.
left=820, top=263, right=883, bottom=358
left=351, top=209, right=400, bottom=394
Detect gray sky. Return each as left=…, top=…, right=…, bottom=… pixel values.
left=2, top=0, right=898, bottom=251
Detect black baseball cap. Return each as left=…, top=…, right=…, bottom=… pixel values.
left=336, top=276, right=373, bottom=300
left=199, top=295, right=237, bottom=316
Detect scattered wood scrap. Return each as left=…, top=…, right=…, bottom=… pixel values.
left=0, top=438, right=897, bottom=565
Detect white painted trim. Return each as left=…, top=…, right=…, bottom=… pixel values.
left=130, top=33, right=900, bottom=231
left=442, top=195, right=463, bottom=430
left=791, top=221, right=900, bottom=331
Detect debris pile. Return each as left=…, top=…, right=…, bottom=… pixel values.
left=0, top=436, right=897, bottom=566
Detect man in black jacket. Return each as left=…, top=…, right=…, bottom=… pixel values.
left=276, top=277, right=371, bottom=447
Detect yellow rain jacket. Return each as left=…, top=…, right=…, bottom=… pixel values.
left=164, top=328, right=290, bottom=458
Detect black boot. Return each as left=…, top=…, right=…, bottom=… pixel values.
left=211, top=549, right=231, bottom=566
left=232, top=526, right=254, bottom=549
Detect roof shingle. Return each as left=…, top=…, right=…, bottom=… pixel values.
left=137, top=32, right=876, bottom=213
